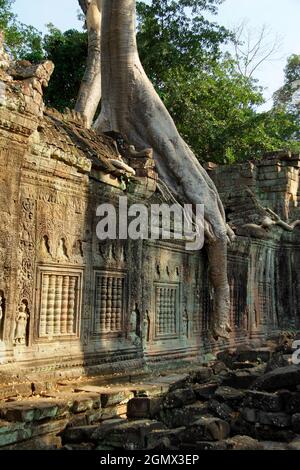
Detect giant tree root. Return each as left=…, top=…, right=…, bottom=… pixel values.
left=94, top=0, right=232, bottom=339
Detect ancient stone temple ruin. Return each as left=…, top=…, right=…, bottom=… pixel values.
left=0, top=54, right=300, bottom=379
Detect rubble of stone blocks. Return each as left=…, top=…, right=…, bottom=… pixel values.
left=0, top=341, right=299, bottom=450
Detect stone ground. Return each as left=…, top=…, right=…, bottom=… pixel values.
left=0, top=342, right=300, bottom=450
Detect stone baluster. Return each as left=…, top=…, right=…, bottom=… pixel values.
left=54, top=275, right=63, bottom=335
left=100, top=276, right=107, bottom=332
left=106, top=277, right=113, bottom=332
left=39, top=274, right=49, bottom=337
left=94, top=276, right=101, bottom=334
left=46, top=274, right=56, bottom=336
left=67, top=277, right=76, bottom=334
left=116, top=278, right=123, bottom=331
left=61, top=276, right=69, bottom=334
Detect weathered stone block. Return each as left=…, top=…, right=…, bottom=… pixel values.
left=243, top=390, right=282, bottom=412
left=191, top=367, right=214, bottom=384
left=193, top=383, right=218, bottom=400
left=221, top=435, right=263, bottom=450
left=253, top=365, right=300, bottom=392
left=215, top=386, right=246, bottom=409
left=72, top=394, right=100, bottom=413
left=127, top=397, right=162, bottom=419
left=62, top=424, right=100, bottom=444
left=179, top=417, right=230, bottom=442
left=146, top=428, right=184, bottom=450
left=207, top=399, right=235, bottom=422
left=237, top=348, right=272, bottom=363
left=240, top=407, right=257, bottom=423
left=256, top=411, right=291, bottom=428
left=223, top=369, right=261, bottom=389
left=101, top=391, right=134, bottom=408
left=101, top=404, right=127, bottom=421
left=159, top=403, right=211, bottom=428
left=162, top=388, right=196, bottom=409
left=98, top=419, right=165, bottom=450
left=0, top=401, right=59, bottom=423
left=2, top=433, right=62, bottom=450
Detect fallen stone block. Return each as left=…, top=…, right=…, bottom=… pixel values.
left=72, top=394, right=100, bottom=413
left=207, top=399, right=235, bottom=422
left=223, top=369, right=263, bottom=389
left=98, top=419, right=165, bottom=450
left=252, top=365, right=300, bottom=392
left=256, top=411, right=291, bottom=428
left=162, top=388, right=196, bottom=409
left=191, top=368, right=214, bottom=384
left=167, top=375, right=192, bottom=392
left=215, top=386, right=246, bottom=410
left=61, top=424, right=100, bottom=444
left=221, top=435, right=263, bottom=450
left=101, top=391, right=134, bottom=408
left=91, top=418, right=128, bottom=442
left=146, top=428, right=184, bottom=450
left=0, top=420, right=27, bottom=448
left=240, top=407, right=257, bottom=423
left=101, top=404, right=127, bottom=421
left=1, top=433, right=62, bottom=450
left=159, top=402, right=211, bottom=428
left=178, top=416, right=230, bottom=442
left=0, top=400, right=59, bottom=423
left=127, top=397, right=162, bottom=419
left=243, top=390, right=282, bottom=412
left=237, top=348, right=272, bottom=364
left=31, top=418, right=69, bottom=438
left=193, top=383, right=218, bottom=400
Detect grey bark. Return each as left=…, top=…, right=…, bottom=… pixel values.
left=92, top=0, right=231, bottom=339
left=75, top=0, right=102, bottom=127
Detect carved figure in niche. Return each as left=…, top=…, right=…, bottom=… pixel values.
left=142, top=311, right=150, bottom=346
left=57, top=238, right=68, bottom=261
left=14, top=301, right=29, bottom=345
left=39, top=235, right=52, bottom=259
left=129, top=305, right=141, bottom=345
left=182, top=309, right=189, bottom=338
left=72, top=239, right=84, bottom=262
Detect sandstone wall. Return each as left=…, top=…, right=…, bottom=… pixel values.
left=0, top=57, right=299, bottom=378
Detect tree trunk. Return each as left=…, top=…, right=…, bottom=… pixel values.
left=94, top=0, right=231, bottom=339
left=75, top=0, right=102, bottom=127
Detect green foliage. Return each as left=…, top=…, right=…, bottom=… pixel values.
left=136, top=0, right=300, bottom=163
left=1, top=0, right=299, bottom=162
left=136, top=0, right=231, bottom=90
left=42, top=25, right=87, bottom=111
left=0, top=0, right=43, bottom=61
left=274, top=55, right=300, bottom=110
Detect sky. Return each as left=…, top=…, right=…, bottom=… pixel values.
left=12, top=0, right=300, bottom=110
